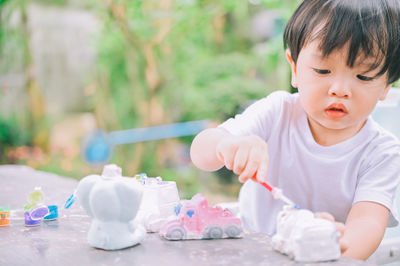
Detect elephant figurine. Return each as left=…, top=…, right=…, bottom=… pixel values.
left=76, top=164, right=146, bottom=250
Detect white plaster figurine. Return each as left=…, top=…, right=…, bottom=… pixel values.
left=76, top=164, right=146, bottom=250
left=271, top=205, right=341, bottom=262
left=134, top=174, right=180, bottom=232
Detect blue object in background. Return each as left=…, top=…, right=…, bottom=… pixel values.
left=82, top=120, right=209, bottom=166
left=82, top=130, right=112, bottom=166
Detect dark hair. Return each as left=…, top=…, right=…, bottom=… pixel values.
left=283, top=0, right=400, bottom=84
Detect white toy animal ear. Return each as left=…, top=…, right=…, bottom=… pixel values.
left=114, top=180, right=143, bottom=222
left=76, top=175, right=101, bottom=217
left=90, top=184, right=120, bottom=221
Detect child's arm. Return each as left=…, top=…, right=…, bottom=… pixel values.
left=190, top=128, right=269, bottom=182
left=190, top=128, right=229, bottom=171
left=341, top=201, right=389, bottom=260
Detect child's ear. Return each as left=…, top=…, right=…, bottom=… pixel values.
left=285, top=49, right=298, bottom=88
left=379, top=83, right=392, bottom=101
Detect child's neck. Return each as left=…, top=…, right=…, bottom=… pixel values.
left=307, top=117, right=367, bottom=146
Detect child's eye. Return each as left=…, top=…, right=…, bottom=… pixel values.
left=313, top=68, right=331, bottom=74
left=356, top=74, right=374, bottom=81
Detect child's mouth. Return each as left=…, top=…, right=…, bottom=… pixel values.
left=325, top=103, right=348, bottom=118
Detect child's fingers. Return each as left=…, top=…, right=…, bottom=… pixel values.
left=335, top=221, right=348, bottom=253
left=233, top=146, right=250, bottom=176
left=238, top=161, right=258, bottom=183
left=256, top=153, right=269, bottom=182
left=339, top=238, right=349, bottom=253
left=216, top=148, right=224, bottom=163
left=238, top=162, right=258, bottom=182
left=335, top=221, right=345, bottom=236
left=238, top=174, right=249, bottom=183
left=216, top=141, right=237, bottom=170
left=238, top=147, right=262, bottom=183
left=315, top=212, right=347, bottom=253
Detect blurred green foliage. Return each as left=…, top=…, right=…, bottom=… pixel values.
left=88, top=0, right=297, bottom=197
left=0, top=117, right=23, bottom=161
left=0, top=0, right=298, bottom=198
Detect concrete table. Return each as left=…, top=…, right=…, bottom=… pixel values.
left=0, top=165, right=374, bottom=266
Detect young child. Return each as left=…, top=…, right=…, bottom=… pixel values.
left=190, top=0, right=400, bottom=261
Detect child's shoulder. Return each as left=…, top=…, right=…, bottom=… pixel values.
left=368, top=118, right=400, bottom=144
left=265, top=90, right=299, bottom=105
left=268, top=89, right=296, bottom=99
left=362, top=118, right=400, bottom=160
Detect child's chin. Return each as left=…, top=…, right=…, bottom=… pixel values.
left=308, top=116, right=345, bottom=130
left=321, top=121, right=350, bottom=131
left=322, top=121, right=348, bottom=129
left=320, top=119, right=365, bottom=132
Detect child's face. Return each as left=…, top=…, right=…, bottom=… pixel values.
left=287, top=40, right=391, bottom=142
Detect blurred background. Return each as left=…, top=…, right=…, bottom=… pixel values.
left=0, top=0, right=299, bottom=202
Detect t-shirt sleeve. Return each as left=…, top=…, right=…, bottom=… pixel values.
left=354, top=139, right=400, bottom=227
left=218, top=90, right=289, bottom=141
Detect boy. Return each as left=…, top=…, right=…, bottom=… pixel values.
left=190, top=0, right=400, bottom=260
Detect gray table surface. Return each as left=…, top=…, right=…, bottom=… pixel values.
left=0, top=165, right=375, bottom=266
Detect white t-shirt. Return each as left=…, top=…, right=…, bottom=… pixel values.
left=219, top=90, right=400, bottom=235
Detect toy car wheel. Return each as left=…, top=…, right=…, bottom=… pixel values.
left=204, top=225, right=223, bottom=239
left=225, top=224, right=242, bottom=238
left=166, top=226, right=186, bottom=240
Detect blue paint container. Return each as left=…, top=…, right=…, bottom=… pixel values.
left=44, top=205, right=58, bottom=221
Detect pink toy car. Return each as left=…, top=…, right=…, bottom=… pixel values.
left=159, top=193, right=243, bottom=240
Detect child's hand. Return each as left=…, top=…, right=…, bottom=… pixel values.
left=215, top=135, right=269, bottom=183
left=315, top=212, right=349, bottom=254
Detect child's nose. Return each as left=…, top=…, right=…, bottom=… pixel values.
left=328, top=83, right=351, bottom=98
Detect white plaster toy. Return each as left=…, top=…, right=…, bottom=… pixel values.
left=76, top=164, right=146, bottom=250
left=271, top=205, right=341, bottom=262
left=134, top=174, right=180, bottom=232
left=159, top=193, right=243, bottom=240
